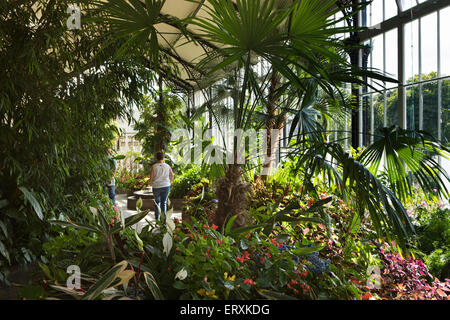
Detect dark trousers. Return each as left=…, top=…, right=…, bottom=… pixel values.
left=153, top=186, right=170, bottom=220
left=106, top=185, right=116, bottom=204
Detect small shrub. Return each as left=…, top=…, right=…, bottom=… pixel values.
left=116, top=169, right=149, bottom=192
left=425, top=248, right=450, bottom=280
left=170, top=167, right=202, bottom=199
left=181, top=183, right=217, bottom=223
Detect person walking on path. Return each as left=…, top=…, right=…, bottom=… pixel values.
left=148, top=151, right=174, bottom=220
left=106, top=148, right=117, bottom=204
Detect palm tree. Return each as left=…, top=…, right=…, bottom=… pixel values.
left=92, top=0, right=450, bottom=249
left=189, top=0, right=393, bottom=230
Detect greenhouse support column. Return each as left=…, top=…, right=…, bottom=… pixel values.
left=418, top=17, right=423, bottom=131
left=187, top=91, right=191, bottom=120
left=350, top=0, right=361, bottom=148
left=398, top=22, right=406, bottom=129
left=350, top=52, right=359, bottom=148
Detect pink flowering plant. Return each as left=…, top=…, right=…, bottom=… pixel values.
left=363, top=243, right=450, bottom=300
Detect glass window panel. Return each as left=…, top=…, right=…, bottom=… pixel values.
left=401, top=0, right=414, bottom=11
left=440, top=7, right=450, bottom=77
left=368, top=93, right=374, bottom=143
left=370, top=34, right=384, bottom=92
left=385, top=0, right=398, bottom=20
left=385, top=28, right=398, bottom=86
left=361, top=5, right=368, bottom=28
left=335, top=111, right=350, bottom=148
left=372, top=90, right=386, bottom=142
left=333, top=11, right=346, bottom=40
left=421, top=12, right=438, bottom=79
left=422, top=81, right=438, bottom=139
left=371, top=0, right=384, bottom=26
left=404, top=19, right=419, bottom=84
left=442, top=79, right=450, bottom=146
left=406, top=84, right=420, bottom=131
left=386, top=88, right=399, bottom=127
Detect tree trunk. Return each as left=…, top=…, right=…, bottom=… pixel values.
left=214, top=164, right=251, bottom=231
left=155, top=73, right=165, bottom=153
left=261, top=71, right=284, bottom=179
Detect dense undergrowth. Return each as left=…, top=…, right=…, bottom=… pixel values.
left=17, top=161, right=450, bottom=300
left=2, top=0, right=450, bottom=302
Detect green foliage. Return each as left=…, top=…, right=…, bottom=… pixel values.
left=0, top=0, right=155, bottom=283
left=290, top=141, right=416, bottom=249
left=358, top=126, right=450, bottom=203
left=25, top=174, right=448, bottom=301
left=181, top=183, right=217, bottom=223
left=169, top=166, right=202, bottom=199
left=410, top=206, right=450, bottom=280
left=133, top=89, right=185, bottom=156
left=116, top=169, right=149, bottom=192
left=425, top=248, right=450, bottom=281
left=42, top=229, right=98, bottom=266
left=126, top=217, right=361, bottom=300
left=92, top=0, right=187, bottom=67
left=372, top=74, right=450, bottom=145
left=4, top=0, right=450, bottom=302
left=414, top=208, right=450, bottom=254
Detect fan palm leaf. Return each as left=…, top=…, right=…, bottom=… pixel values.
left=92, top=0, right=189, bottom=68
left=291, top=140, right=416, bottom=249
left=358, top=126, right=450, bottom=202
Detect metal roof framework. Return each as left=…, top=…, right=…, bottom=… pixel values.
left=139, top=0, right=297, bottom=92
left=145, top=0, right=226, bottom=91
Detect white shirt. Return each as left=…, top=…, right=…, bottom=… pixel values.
left=151, top=162, right=171, bottom=188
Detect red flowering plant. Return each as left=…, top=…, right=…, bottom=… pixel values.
left=181, top=182, right=218, bottom=224
left=126, top=216, right=242, bottom=299
left=129, top=215, right=332, bottom=300
left=115, top=169, right=149, bottom=192
left=235, top=233, right=317, bottom=299
left=246, top=179, right=382, bottom=300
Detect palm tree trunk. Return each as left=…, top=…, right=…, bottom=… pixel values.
left=155, top=73, right=165, bottom=153
left=261, top=71, right=284, bottom=178
left=214, top=164, right=251, bottom=230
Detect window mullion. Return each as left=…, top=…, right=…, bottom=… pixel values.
left=419, top=17, right=423, bottom=130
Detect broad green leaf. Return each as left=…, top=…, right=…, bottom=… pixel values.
left=49, top=220, right=100, bottom=233
left=19, top=187, right=43, bottom=220
left=144, top=272, right=164, bottom=300
left=228, top=224, right=265, bottom=236
left=0, top=240, right=10, bottom=264
left=49, top=285, right=83, bottom=300
left=82, top=260, right=128, bottom=300
left=224, top=214, right=238, bottom=235
left=136, top=197, right=143, bottom=211
left=111, top=209, right=149, bottom=234
left=38, top=262, right=52, bottom=280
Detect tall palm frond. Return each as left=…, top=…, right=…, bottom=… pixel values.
left=358, top=126, right=450, bottom=202
left=291, top=140, right=416, bottom=249
left=92, top=0, right=188, bottom=68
